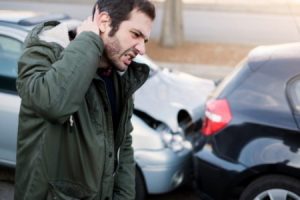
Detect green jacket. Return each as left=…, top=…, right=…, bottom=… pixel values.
left=15, top=21, right=149, bottom=200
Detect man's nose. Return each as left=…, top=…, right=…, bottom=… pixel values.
left=135, top=41, right=146, bottom=55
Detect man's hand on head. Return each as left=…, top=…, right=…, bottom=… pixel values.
left=76, top=16, right=100, bottom=36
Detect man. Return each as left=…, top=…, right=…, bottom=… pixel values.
left=15, top=0, right=155, bottom=199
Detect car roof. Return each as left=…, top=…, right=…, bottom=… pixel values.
left=0, top=21, right=29, bottom=32
left=0, top=10, right=71, bottom=29
left=247, top=42, right=300, bottom=71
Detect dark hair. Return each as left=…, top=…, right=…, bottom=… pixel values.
left=92, top=0, right=155, bottom=36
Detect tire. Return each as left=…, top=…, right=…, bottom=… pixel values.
left=240, top=175, right=300, bottom=200
left=135, top=167, right=147, bottom=200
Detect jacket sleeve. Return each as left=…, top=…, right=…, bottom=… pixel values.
left=113, top=116, right=135, bottom=200
left=17, top=31, right=103, bottom=123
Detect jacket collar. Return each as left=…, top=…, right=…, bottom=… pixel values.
left=24, top=21, right=63, bottom=49
left=94, top=61, right=149, bottom=96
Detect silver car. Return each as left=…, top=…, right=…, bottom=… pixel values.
left=0, top=11, right=214, bottom=199
left=134, top=55, right=215, bottom=137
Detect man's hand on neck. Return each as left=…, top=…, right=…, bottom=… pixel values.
left=76, top=16, right=100, bottom=37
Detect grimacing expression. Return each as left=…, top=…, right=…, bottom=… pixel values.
left=100, top=8, right=153, bottom=72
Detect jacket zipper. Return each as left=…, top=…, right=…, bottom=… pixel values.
left=69, top=115, right=74, bottom=132
left=100, top=80, right=119, bottom=176
left=113, top=148, right=120, bottom=177
left=69, top=115, right=74, bottom=126
left=113, top=94, right=131, bottom=176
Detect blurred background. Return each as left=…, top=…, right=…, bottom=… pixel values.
left=2, top=0, right=300, bottom=79
left=0, top=0, right=300, bottom=79
left=1, top=1, right=300, bottom=200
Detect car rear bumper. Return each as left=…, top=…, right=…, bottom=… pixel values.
left=193, top=144, right=246, bottom=199
left=135, top=147, right=193, bottom=194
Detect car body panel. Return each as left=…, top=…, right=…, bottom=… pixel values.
left=131, top=115, right=165, bottom=150
left=194, top=144, right=249, bottom=199
left=135, top=147, right=192, bottom=194
left=134, top=55, right=215, bottom=133
left=0, top=92, right=20, bottom=167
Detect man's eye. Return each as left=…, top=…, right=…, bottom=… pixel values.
left=132, top=32, right=139, bottom=38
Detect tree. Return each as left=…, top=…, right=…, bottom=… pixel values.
left=160, top=0, right=184, bottom=47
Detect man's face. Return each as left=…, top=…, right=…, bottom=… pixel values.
left=100, top=9, right=153, bottom=72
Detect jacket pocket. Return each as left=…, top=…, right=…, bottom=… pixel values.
left=47, top=181, right=95, bottom=200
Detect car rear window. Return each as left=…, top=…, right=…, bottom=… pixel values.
left=212, top=58, right=250, bottom=98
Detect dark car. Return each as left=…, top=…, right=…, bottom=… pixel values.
left=193, top=43, right=300, bottom=200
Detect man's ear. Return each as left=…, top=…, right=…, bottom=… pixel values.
left=94, top=12, right=110, bottom=33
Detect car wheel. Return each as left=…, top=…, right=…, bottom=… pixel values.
left=135, top=167, right=146, bottom=200
left=240, top=175, right=300, bottom=200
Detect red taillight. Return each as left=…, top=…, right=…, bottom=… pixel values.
left=201, top=99, right=232, bottom=136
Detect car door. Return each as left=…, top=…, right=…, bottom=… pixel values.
left=0, top=33, right=23, bottom=167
